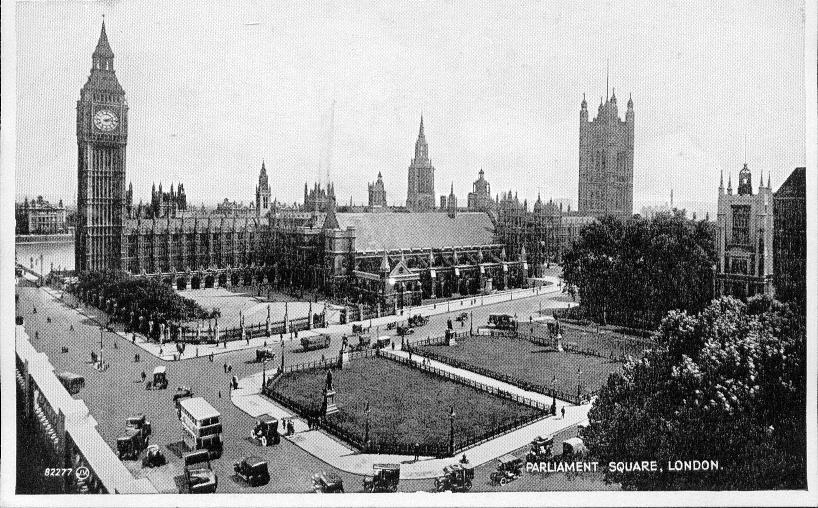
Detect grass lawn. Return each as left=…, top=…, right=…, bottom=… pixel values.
left=272, top=356, right=543, bottom=449
left=414, top=334, right=623, bottom=396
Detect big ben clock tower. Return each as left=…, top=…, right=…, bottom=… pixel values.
left=76, top=20, right=128, bottom=272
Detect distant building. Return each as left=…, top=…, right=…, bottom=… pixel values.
left=255, top=161, right=272, bottom=216
left=15, top=196, right=68, bottom=235
left=150, top=182, right=187, bottom=218
left=406, top=116, right=436, bottom=211
left=639, top=190, right=674, bottom=219
left=715, top=163, right=774, bottom=299
left=467, top=169, right=494, bottom=212
left=444, top=183, right=457, bottom=218
left=773, top=167, right=806, bottom=307
left=304, top=182, right=336, bottom=212
left=578, top=87, right=634, bottom=218
left=368, top=172, right=387, bottom=209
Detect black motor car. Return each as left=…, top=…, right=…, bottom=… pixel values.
left=234, top=456, right=270, bottom=487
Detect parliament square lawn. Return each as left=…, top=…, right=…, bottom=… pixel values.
left=272, top=356, right=543, bottom=449
left=414, top=333, right=624, bottom=395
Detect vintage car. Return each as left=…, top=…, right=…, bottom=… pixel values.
left=311, top=471, right=344, bottom=493
left=182, top=450, right=218, bottom=493
left=396, top=325, right=415, bottom=337
left=255, top=348, right=276, bottom=363
left=152, top=366, right=168, bottom=389
left=489, top=454, right=524, bottom=486
left=454, top=312, right=469, bottom=323
left=173, top=386, right=195, bottom=407
left=526, top=435, right=555, bottom=462
left=116, top=428, right=149, bottom=460
left=234, top=456, right=270, bottom=487
left=126, top=414, right=152, bottom=440
left=57, top=371, right=85, bottom=395
left=351, top=324, right=365, bottom=334
left=251, top=414, right=280, bottom=446
left=374, top=336, right=392, bottom=349
left=434, top=463, right=474, bottom=492
left=142, top=444, right=167, bottom=468
left=362, top=463, right=400, bottom=492
left=562, top=437, right=588, bottom=459
left=301, top=334, right=331, bottom=352
left=358, top=334, right=372, bottom=349
left=407, top=314, right=429, bottom=328
left=487, top=314, right=518, bottom=331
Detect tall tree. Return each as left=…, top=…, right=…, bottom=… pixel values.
left=583, top=296, right=806, bottom=489
left=562, top=211, right=717, bottom=329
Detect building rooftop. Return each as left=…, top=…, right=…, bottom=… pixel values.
left=334, top=212, right=496, bottom=252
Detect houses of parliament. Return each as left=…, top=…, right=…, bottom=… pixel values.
left=74, top=22, right=634, bottom=309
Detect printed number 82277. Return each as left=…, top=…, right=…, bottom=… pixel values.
left=44, top=468, right=72, bottom=477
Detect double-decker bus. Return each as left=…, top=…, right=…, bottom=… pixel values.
left=178, top=397, right=223, bottom=458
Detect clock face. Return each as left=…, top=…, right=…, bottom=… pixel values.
left=93, top=109, right=119, bottom=132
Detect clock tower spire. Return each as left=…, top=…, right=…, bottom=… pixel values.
left=76, top=20, right=129, bottom=272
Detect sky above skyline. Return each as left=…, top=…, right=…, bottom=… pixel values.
left=15, top=0, right=806, bottom=217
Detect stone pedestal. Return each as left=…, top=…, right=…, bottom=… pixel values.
left=340, top=351, right=350, bottom=368
left=323, top=389, right=339, bottom=415
left=555, top=333, right=564, bottom=352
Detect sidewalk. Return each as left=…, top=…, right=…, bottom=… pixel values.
left=40, top=277, right=567, bottom=362
left=230, top=345, right=591, bottom=480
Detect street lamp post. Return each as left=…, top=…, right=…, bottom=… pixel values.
left=98, top=326, right=104, bottom=370
left=262, top=357, right=267, bottom=391
left=449, top=406, right=456, bottom=455
left=364, top=400, right=371, bottom=445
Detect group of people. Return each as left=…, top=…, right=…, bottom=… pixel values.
left=306, top=414, right=322, bottom=430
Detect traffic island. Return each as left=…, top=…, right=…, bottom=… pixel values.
left=409, top=333, right=624, bottom=402
left=266, top=353, right=545, bottom=456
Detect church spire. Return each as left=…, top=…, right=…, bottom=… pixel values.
left=419, top=114, right=425, bottom=138
left=92, top=18, right=115, bottom=70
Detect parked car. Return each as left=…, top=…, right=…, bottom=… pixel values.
left=125, top=414, right=152, bottom=438
left=251, top=414, right=280, bottom=446
left=434, top=463, right=474, bottom=492
left=454, top=312, right=469, bottom=323
left=142, top=444, right=167, bottom=468
left=374, top=336, right=392, bottom=348
left=407, top=314, right=429, bottom=328
left=300, top=334, right=331, bottom=352
left=487, top=314, right=518, bottom=331
left=311, top=471, right=344, bottom=493
left=255, top=348, right=276, bottom=363
left=234, top=456, right=270, bottom=487
left=116, top=429, right=149, bottom=460
left=152, top=366, right=168, bottom=389
left=562, top=437, right=588, bottom=459
left=57, top=371, right=85, bottom=395
left=489, top=454, right=524, bottom=485
left=182, top=450, right=218, bottom=493
left=526, top=435, right=554, bottom=463
left=362, top=463, right=400, bottom=492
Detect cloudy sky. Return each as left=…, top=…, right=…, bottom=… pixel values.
left=15, top=0, right=806, bottom=216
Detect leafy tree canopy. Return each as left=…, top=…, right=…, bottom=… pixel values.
left=583, top=295, right=806, bottom=490
left=562, top=211, right=717, bottom=329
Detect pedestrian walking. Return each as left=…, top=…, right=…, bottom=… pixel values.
left=414, top=442, right=420, bottom=461
left=141, top=371, right=146, bottom=382
left=561, top=406, right=565, bottom=419
left=228, top=364, right=233, bottom=373
left=223, top=362, right=228, bottom=373
left=209, top=352, right=214, bottom=362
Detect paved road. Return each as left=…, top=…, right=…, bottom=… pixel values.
left=16, top=283, right=593, bottom=493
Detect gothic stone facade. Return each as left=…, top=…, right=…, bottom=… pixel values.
left=75, top=22, right=128, bottom=272
left=406, top=116, right=436, bottom=211
left=716, top=163, right=774, bottom=299
left=578, top=90, right=634, bottom=218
